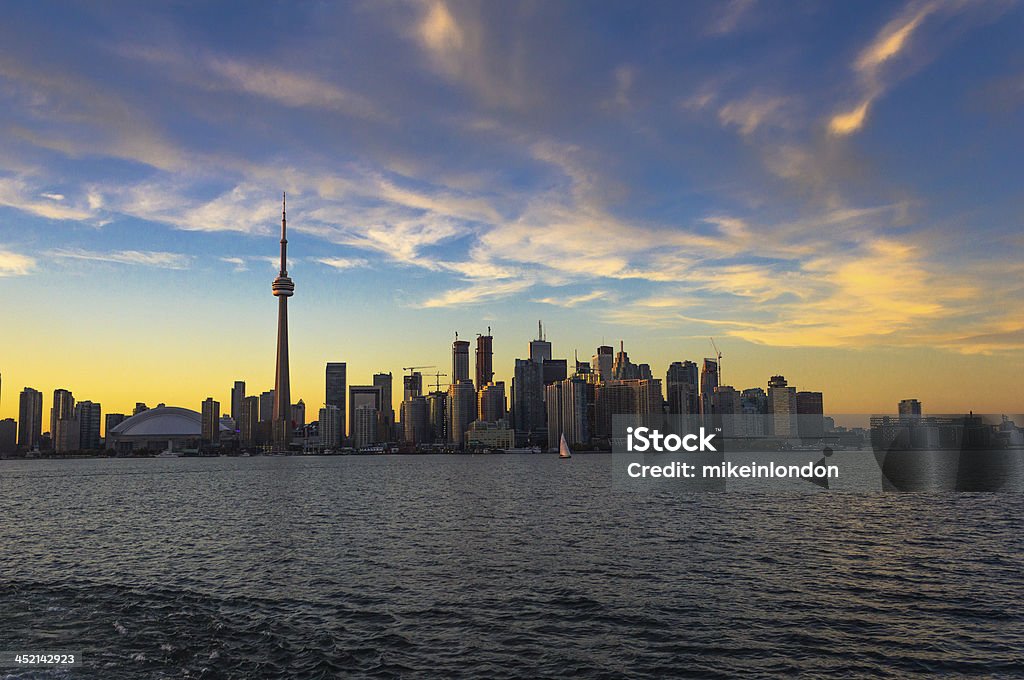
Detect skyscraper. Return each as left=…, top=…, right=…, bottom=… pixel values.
left=0, top=418, right=16, bottom=454
left=292, top=399, right=306, bottom=430
left=230, top=381, right=246, bottom=420
left=546, top=377, right=590, bottom=448
left=592, top=345, right=614, bottom=382
left=768, top=375, right=797, bottom=438
left=403, top=372, right=423, bottom=402
left=477, top=382, right=506, bottom=423
left=353, top=404, right=379, bottom=449
left=240, top=396, right=260, bottom=446
left=796, top=391, right=824, bottom=438
left=529, top=321, right=552, bottom=364
left=319, top=405, right=343, bottom=450
left=700, top=358, right=719, bottom=418
left=18, top=387, right=43, bottom=449
left=452, top=335, right=470, bottom=384
left=51, top=388, right=75, bottom=449
left=666, top=361, right=699, bottom=415
left=513, top=358, right=545, bottom=442
left=426, top=391, right=447, bottom=443
left=201, top=397, right=221, bottom=444
left=326, top=362, right=347, bottom=435
left=447, top=380, right=477, bottom=447
left=350, top=385, right=383, bottom=441
left=373, top=372, right=394, bottom=436
left=475, top=329, right=493, bottom=389
left=899, top=399, right=922, bottom=418
left=76, top=400, right=102, bottom=450
left=271, top=193, right=295, bottom=448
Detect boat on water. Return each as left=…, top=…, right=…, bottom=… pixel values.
left=156, top=449, right=183, bottom=458
left=501, top=446, right=542, bottom=454
left=559, top=434, right=572, bottom=459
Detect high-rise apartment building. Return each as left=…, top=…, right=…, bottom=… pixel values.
left=350, top=385, right=383, bottom=442
left=666, top=361, right=699, bottom=415
left=51, top=389, right=75, bottom=448
left=768, top=375, right=797, bottom=438
left=477, top=382, right=506, bottom=423
left=513, top=358, right=545, bottom=442
left=353, top=404, right=379, bottom=450
left=240, top=396, right=260, bottom=445
left=447, top=380, right=477, bottom=448
left=475, top=329, right=494, bottom=389
left=373, top=372, right=394, bottom=436
left=76, top=400, right=102, bottom=450
left=230, top=381, right=246, bottom=420
left=452, top=336, right=470, bottom=384
left=592, top=346, right=614, bottom=382
left=18, top=387, right=43, bottom=449
left=700, top=359, right=719, bottom=418
left=319, top=405, right=343, bottom=449
left=796, top=391, right=824, bottom=438
left=201, top=397, right=220, bottom=444
left=326, top=362, right=347, bottom=435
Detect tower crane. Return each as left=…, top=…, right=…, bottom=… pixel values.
left=430, top=372, right=449, bottom=392
left=709, top=337, right=722, bottom=385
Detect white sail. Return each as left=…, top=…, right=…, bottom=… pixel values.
left=559, top=433, right=572, bottom=458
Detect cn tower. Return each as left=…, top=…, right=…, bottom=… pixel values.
left=271, top=192, right=294, bottom=448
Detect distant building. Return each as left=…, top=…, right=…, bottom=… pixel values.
left=326, top=362, right=347, bottom=434
left=739, top=388, right=768, bottom=437
left=105, top=413, right=127, bottom=440
left=373, top=372, right=394, bottom=437
left=133, top=402, right=149, bottom=416
left=529, top=321, right=552, bottom=364
left=465, top=420, right=515, bottom=450
left=594, top=379, right=664, bottom=438
left=796, top=391, right=824, bottom=438
left=546, top=377, right=590, bottom=448
left=350, top=385, right=383, bottom=442
left=512, top=358, right=545, bottom=442
left=292, top=399, right=305, bottom=430
left=768, top=375, right=797, bottom=438
left=477, top=381, right=506, bottom=423
left=475, top=330, right=494, bottom=389
left=319, top=405, right=343, bottom=449
left=447, top=380, right=477, bottom=447
left=18, top=387, right=43, bottom=449
left=240, top=396, right=260, bottom=446
left=402, top=396, right=430, bottom=445
left=666, top=361, right=699, bottom=415
left=0, top=418, right=16, bottom=454
left=700, top=359, right=719, bottom=419
left=107, top=406, right=229, bottom=454
left=612, top=342, right=638, bottom=380
left=899, top=399, right=922, bottom=418
left=403, top=372, right=423, bottom=402
left=452, top=336, right=471, bottom=384
left=592, top=345, right=614, bottom=382
left=54, top=415, right=80, bottom=453
left=76, top=400, right=102, bottom=450
left=353, top=404, right=379, bottom=449
left=542, top=358, right=568, bottom=386
left=51, top=389, right=75, bottom=449
left=201, top=398, right=220, bottom=444
left=425, top=391, right=447, bottom=443
left=230, top=381, right=246, bottom=420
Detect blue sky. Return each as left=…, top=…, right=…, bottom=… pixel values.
left=1, top=0, right=1022, bottom=416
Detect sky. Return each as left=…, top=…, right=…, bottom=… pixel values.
left=1, top=0, right=1023, bottom=422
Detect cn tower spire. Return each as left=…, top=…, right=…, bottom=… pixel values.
left=271, top=191, right=295, bottom=450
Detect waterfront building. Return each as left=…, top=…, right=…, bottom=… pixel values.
left=796, top=391, right=824, bottom=438
left=475, top=329, right=494, bottom=389
left=447, top=380, right=477, bottom=447
left=477, top=381, right=506, bottom=423
left=0, top=418, right=15, bottom=454
left=326, top=362, right=347, bottom=435
left=50, top=389, right=75, bottom=449
left=666, top=361, right=700, bottom=415
left=201, top=397, right=220, bottom=444
left=76, top=400, right=102, bottom=450
left=592, top=345, right=614, bottom=382
left=546, top=377, right=590, bottom=448
left=292, top=399, right=305, bottom=430
left=512, top=358, right=545, bottom=443
left=107, top=406, right=229, bottom=454
left=373, top=372, right=394, bottom=437
left=350, top=385, right=383, bottom=441
left=403, top=372, right=423, bottom=401
left=768, top=375, right=797, bottom=438
left=18, top=387, right=43, bottom=449
left=319, top=404, right=343, bottom=449
left=353, top=404, right=379, bottom=450
left=594, top=379, right=664, bottom=438
left=465, top=420, right=515, bottom=450
left=700, top=358, right=719, bottom=419
left=425, top=391, right=447, bottom=442
left=230, top=381, right=245, bottom=420
left=240, top=396, right=260, bottom=446
left=452, top=336, right=470, bottom=384
left=899, top=399, right=922, bottom=418
left=402, top=396, right=430, bottom=445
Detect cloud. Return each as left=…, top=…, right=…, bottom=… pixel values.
left=718, top=94, right=791, bottom=136
left=422, top=278, right=534, bottom=308
left=49, top=248, right=192, bottom=270
left=706, top=0, right=758, bottom=36
left=220, top=257, right=248, bottom=272
left=316, top=256, right=369, bottom=270
left=0, top=248, right=36, bottom=276
left=0, top=177, right=95, bottom=221
left=534, top=290, right=611, bottom=307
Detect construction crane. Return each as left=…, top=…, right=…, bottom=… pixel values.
left=430, top=372, right=448, bottom=392
left=709, top=337, right=722, bottom=385
left=402, top=365, right=436, bottom=374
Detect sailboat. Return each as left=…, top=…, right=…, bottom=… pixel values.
left=558, top=433, right=572, bottom=459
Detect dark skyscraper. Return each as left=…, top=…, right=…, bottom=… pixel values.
left=529, top=321, right=552, bottom=364
left=50, top=388, right=75, bottom=449
left=373, top=372, right=394, bottom=437
left=76, top=400, right=102, bottom=450
left=475, top=329, right=493, bottom=389
left=326, top=362, right=347, bottom=435
left=513, top=358, right=545, bottom=442
left=201, top=397, right=221, bottom=444
left=18, top=387, right=43, bottom=449
left=796, top=391, right=824, bottom=438
left=700, top=358, right=719, bottom=417
left=666, top=361, right=699, bottom=415
left=230, top=380, right=245, bottom=419
left=271, top=193, right=295, bottom=448
left=452, top=335, right=470, bottom=384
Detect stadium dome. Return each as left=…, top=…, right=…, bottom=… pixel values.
left=106, top=406, right=228, bottom=454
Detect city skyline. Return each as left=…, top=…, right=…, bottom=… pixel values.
left=2, top=1, right=1023, bottom=419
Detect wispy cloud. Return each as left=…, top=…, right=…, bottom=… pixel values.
left=0, top=248, right=36, bottom=276
left=534, top=290, right=611, bottom=307
left=317, top=256, right=369, bottom=270
left=220, top=257, right=248, bottom=272
left=49, top=248, right=192, bottom=270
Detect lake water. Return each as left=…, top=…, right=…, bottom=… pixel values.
left=2, top=455, right=1022, bottom=678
